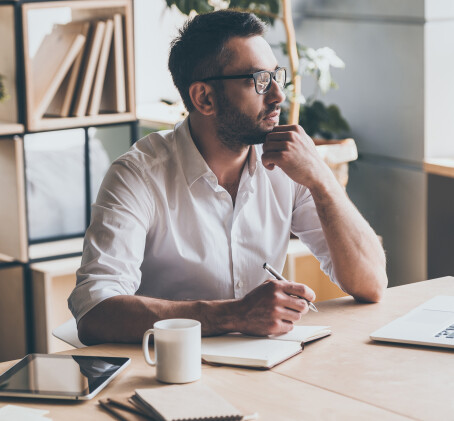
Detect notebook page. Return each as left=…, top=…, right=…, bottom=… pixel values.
left=270, top=325, right=331, bottom=342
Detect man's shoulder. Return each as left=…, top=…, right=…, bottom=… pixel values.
left=115, top=128, right=177, bottom=173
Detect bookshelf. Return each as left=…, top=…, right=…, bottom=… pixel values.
left=0, top=5, right=23, bottom=135
left=0, top=0, right=137, bottom=362
left=22, top=0, right=136, bottom=132
left=31, top=257, right=81, bottom=353
left=0, top=264, right=26, bottom=362
left=0, top=136, right=27, bottom=263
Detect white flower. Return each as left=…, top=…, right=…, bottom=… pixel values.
left=300, top=47, right=345, bottom=94
left=284, top=84, right=306, bottom=105
left=316, top=47, right=345, bottom=68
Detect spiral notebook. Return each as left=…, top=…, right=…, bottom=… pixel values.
left=133, top=383, right=244, bottom=421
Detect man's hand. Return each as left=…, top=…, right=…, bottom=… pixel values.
left=233, top=279, right=316, bottom=336
left=77, top=282, right=316, bottom=344
left=261, top=124, right=330, bottom=189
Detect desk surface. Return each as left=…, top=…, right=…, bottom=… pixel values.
left=1, top=277, right=453, bottom=420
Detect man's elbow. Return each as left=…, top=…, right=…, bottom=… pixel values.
left=353, top=270, right=388, bottom=303
left=77, top=311, right=104, bottom=346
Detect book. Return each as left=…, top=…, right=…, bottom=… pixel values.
left=72, top=20, right=106, bottom=117
left=201, top=325, right=331, bottom=369
left=31, top=25, right=86, bottom=120
left=87, top=19, right=114, bottom=116
left=133, top=383, right=244, bottom=421
left=46, top=21, right=90, bottom=118
left=100, top=13, right=126, bottom=113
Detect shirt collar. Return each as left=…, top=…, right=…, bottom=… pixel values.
left=175, top=116, right=262, bottom=187
left=175, top=117, right=212, bottom=188
left=247, top=144, right=260, bottom=177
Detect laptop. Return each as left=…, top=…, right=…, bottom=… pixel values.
left=370, top=296, right=454, bottom=349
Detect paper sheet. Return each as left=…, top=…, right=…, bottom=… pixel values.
left=0, top=404, right=51, bottom=421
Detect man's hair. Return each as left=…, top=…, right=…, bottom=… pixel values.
left=168, top=10, right=265, bottom=112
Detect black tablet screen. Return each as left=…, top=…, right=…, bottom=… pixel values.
left=0, top=354, right=129, bottom=398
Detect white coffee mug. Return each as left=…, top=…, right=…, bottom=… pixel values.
left=142, top=319, right=201, bottom=384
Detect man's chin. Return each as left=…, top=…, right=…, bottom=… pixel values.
left=261, top=119, right=279, bottom=131
left=241, top=130, right=272, bottom=145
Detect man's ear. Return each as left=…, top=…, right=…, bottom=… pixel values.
left=188, top=82, right=216, bottom=116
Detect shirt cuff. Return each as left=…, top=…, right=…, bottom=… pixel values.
left=68, top=279, right=129, bottom=325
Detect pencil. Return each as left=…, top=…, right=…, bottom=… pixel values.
left=98, top=399, right=129, bottom=421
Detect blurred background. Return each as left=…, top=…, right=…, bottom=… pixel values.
left=0, top=0, right=453, bottom=362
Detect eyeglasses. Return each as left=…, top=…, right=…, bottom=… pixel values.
left=200, top=67, right=287, bottom=95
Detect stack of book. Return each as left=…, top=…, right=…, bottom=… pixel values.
left=31, top=14, right=127, bottom=120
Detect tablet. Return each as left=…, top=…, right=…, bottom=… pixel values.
left=0, top=354, right=130, bottom=400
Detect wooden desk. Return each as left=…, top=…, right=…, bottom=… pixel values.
left=0, top=277, right=452, bottom=420
left=275, top=276, right=454, bottom=420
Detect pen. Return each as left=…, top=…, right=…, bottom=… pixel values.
left=263, top=262, right=318, bottom=312
left=98, top=399, right=129, bottom=421
left=107, top=398, right=147, bottom=416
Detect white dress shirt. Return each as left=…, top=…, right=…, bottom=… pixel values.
left=68, top=117, right=339, bottom=323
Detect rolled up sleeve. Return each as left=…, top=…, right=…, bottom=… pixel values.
left=68, top=159, right=153, bottom=324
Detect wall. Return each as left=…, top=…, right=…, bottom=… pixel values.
left=134, top=0, right=184, bottom=106
left=267, top=0, right=454, bottom=286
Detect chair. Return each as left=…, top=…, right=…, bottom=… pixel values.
left=52, top=317, right=84, bottom=348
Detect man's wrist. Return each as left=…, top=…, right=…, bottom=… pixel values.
left=307, top=168, right=339, bottom=200
left=199, top=299, right=240, bottom=335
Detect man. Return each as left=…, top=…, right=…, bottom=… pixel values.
left=69, top=10, right=387, bottom=345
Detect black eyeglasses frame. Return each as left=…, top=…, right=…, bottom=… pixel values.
left=199, top=67, right=287, bottom=95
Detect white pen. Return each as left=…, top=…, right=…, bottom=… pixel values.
left=263, top=262, right=318, bottom=312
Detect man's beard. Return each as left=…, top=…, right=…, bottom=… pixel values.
left=215, top=90, right=278, bottom=152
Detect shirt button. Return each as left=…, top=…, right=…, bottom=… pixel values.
left=237, top=280, right=243, bottom=288
left=221, top=192, right=229, bottom=199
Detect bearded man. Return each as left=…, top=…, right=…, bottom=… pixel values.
left=69, top=10, right=387, bottom=344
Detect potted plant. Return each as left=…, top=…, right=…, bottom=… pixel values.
left=0, top=74, right=8, bottom=103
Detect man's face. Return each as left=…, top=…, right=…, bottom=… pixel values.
left=213, top=36, right=286, bottom=151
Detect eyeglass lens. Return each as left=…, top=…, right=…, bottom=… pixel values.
left=255, top=68, right=286, bottom=94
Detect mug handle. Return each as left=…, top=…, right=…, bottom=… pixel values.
left=142, top=328, right=156, bottom=366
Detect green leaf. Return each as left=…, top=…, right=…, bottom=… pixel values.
left=166, top=0, right=213, bottom=15
left=280, top=41, right=288, bottom=56
left=229, top=0, right=280, bottom=24
left=166, top=1, right=280, bottom=23
left=0, top=74, right=8, bottom=103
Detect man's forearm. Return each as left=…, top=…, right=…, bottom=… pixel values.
left=261, top=124, right=387, bottom=301
left=77, top=276, right=318, bottom=345
left=77, top=295, right=239, bottom=345
left=310, top=171, right=388, bottom=302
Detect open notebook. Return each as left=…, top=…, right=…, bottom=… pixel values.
left=202, top=325, right=331, bottom=369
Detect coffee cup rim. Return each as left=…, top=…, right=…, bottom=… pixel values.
left=153, top=318, right=201, bottom=330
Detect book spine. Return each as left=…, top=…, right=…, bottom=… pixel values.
left=35, top=34, right=86, bottom=120
left=72, top=20, right=106, bottom=117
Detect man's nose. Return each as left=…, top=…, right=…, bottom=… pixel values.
left=266, top=78, right=286, bottom=104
